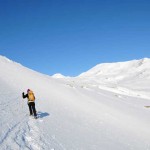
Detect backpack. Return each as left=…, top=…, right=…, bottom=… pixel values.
left=28, top=90, right=35, bottom=101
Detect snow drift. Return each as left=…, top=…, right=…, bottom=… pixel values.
left=0, top=55, right=150, bottom=150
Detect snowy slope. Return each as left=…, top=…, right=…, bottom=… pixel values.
left=1, top=55, right=150, bottom=150
left=78, top=58, right=150, bottom=99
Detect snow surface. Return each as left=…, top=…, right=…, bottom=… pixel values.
left=52, top=73, right=67, bottom=79
left=1, top=55, right=150, bottom=150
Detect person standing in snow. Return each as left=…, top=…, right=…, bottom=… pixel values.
left=22, top=89, right=37, bottom=118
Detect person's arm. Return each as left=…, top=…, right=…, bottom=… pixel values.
left=22, top=92, right=28, bottom=99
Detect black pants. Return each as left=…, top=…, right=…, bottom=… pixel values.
left=28, top=102, right=37, bottom=116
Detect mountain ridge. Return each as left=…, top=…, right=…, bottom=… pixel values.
left=79, top=58, right=150, bottom=78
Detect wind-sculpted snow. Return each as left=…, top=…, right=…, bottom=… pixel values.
left=1, top=55, right=150, bottom=150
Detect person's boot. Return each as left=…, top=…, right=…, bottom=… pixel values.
left=34, top=115, right=38, bottom=119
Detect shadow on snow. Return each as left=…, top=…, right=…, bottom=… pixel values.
left=37, top=111, right=50, bottom=118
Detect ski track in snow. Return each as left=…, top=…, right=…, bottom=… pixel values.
left=0, top=106, right=52, bottom=150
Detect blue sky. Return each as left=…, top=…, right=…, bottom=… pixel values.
left=0, top=0, right=150, bottom=76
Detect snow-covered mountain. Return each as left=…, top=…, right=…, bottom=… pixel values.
left=80, top=58, right=150, bottom=79
left=77, top=58, right=150, bottom=99
left=52, top=73, right=67, bottom=78
left=1, top=55, right=150, bottom=150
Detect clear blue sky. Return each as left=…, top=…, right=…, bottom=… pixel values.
left=0, top=0, right=150, bottom=76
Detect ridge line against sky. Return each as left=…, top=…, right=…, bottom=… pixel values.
left=0, top=0, right=150, bottom=76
